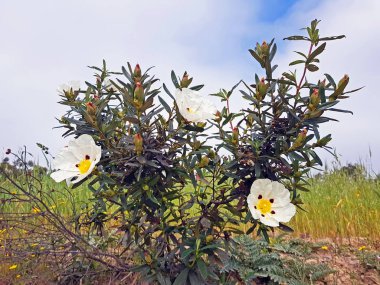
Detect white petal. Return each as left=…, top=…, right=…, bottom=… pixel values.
left=75, top=134, right=95, bottom=145
left=272, top=204, right=296, bottom=223
left=250, top=179, right=272, bottom=197
left=247, top=193, right=260, bottom=219
left=66, top=173, right=87, bottom=186
left=53, top=149, right=79, bottom=171
left=51, top=170, right=78, bottom=182
left=175, top=88, right=217, bottom=122
left=270, top=182, right=291, bottom=207
left=259, top=214, right=279, bottom=227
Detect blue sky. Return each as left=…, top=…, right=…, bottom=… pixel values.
left=0, top=0, right=379, bottom=172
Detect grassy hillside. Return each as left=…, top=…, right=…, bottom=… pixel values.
left=1, top=165, right=379, bottom=241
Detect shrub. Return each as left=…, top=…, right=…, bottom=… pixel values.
left=2, top=19, right=360, bottom=284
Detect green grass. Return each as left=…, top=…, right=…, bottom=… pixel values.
left=1, top=168, right=379, bottom=241
left=289, top=171, right=380, bottom=240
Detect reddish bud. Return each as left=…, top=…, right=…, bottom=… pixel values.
left=308, top=88, right=320, bottom=111
left=214, top=111, right=222, bottom=123
left=180, top=72, right=193, bottom=88
left=134, top=82, right=145, bottom=108
left=134, top=64, right=142, bottom=79
left=133, top=133, right=143, bottom=155
left=256, top=77, right=269, bottom=101
left=86, top=102, right=97, bottom=116
left=232, top=127, right=239, bottom=145
left=5, top=149, right=11, bottom=155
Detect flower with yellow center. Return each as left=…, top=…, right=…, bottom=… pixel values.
left=175, top=88, right=217, bottom=123
left=57, top=81, right=80, bottom=96
left=247, top=179, right=296, bottom=227
left=50, top=134, right=101, bottom=186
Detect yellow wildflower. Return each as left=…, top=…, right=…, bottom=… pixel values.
left=321, top=246, right=328, bottom=250
left=9, top=264, right=17, bottom=270
left=16, top=274, right=21, bottom=278
left=32, top=207, right=41, bottom=214
left=358, top=246, right=366, bottom=251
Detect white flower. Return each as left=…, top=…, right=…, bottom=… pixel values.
left=247, top=179, right=296, bottom=227
left=51, top=134, right=101, bottom=185
left=175, top=88, right=217, bottom=123
left=57, top=80, right=81, bottom=95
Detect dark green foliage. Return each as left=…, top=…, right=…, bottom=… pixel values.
left=223, top=236, right=335, bottom=285
left=54, top=20, right=360, bottom=283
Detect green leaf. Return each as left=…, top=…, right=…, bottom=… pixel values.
left=158, top=96, right=171, bottom=114
left=283, top=35, right=309, bottom=41
left=171, top=70, right=180, bottom=88
left=307, top=42, right=326, bottom=64
left=319, top=35, right=345, bottom=41
left=163, top=83, right=175, bottom=100
left=173, top=268, right=189, bottom=285
left=183, top=124, right=204, bottom=132
left=189, top=272, right=202, bottom=285
left=249, top=49, right=265, bottom=68
left=324, top=73, right=336, bottom=89
left=278, top=223, right=294, bottom=233
left=307, top=64, right=319, bottom=72
left=197, top=259, right=208, bottom=280
left=190, top=84, right=204, bottom=91
left=181, top=248, right=194, bottom=259
left=122, top=66, right=133, bottom=82
left=289, top=60, right=305, bottom=66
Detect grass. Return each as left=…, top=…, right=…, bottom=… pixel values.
left=289, top=170, right=380, bottom=241
left=1, top=166, right=379, bottom=241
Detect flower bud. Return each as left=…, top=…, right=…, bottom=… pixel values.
left=133, top=82, right=145, bottom=108
left=198, top=156, right=210, bottom=168
left=180, top=72, right=193, bottom=88
left=256, top=77, right=268, bottom=101
left=308, top=89, right=320, bottom=111
left=246, top=114, right=254, bottom=128
left=86, top=102, right=97, bottom=116
left=338, top=74, right=349, bottom=90
left=288, top=128, right=308, bottom=152
left=5, top=149, right=11, bottom=155
left=133, top=133, right=143, bottom=155
left=312, top=134, right=332, bottom=147
left=329, top=74, right=349, bottom=101
left=64, top=88, right=79, bottom=102
left=193, top=140, right=201, bottom=151
left=214, top=111, right=222, bottom=123
left=261, top=41, right=269, bottom=55
left=133, top=64, right=142, bottom=79
left=232, top=127, right=239, bottom=145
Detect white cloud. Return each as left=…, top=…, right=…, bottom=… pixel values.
left=0, top=0, right=379, bottom=172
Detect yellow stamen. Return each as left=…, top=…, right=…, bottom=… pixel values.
left=77, top=158, right=91, bottom=174
left=9, top=264, right=17, bottom=270
left=257, top=199, right=272, bottom=214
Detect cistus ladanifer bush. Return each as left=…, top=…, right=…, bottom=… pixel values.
left=51, top=19, right=360, bottom=284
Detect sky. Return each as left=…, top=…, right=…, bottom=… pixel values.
left=1, top=0, right=379, bottom=173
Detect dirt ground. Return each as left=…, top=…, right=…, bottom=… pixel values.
left=0, top=238, right=379, bottom=284
left=304, top=237, right=379, bottom=285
